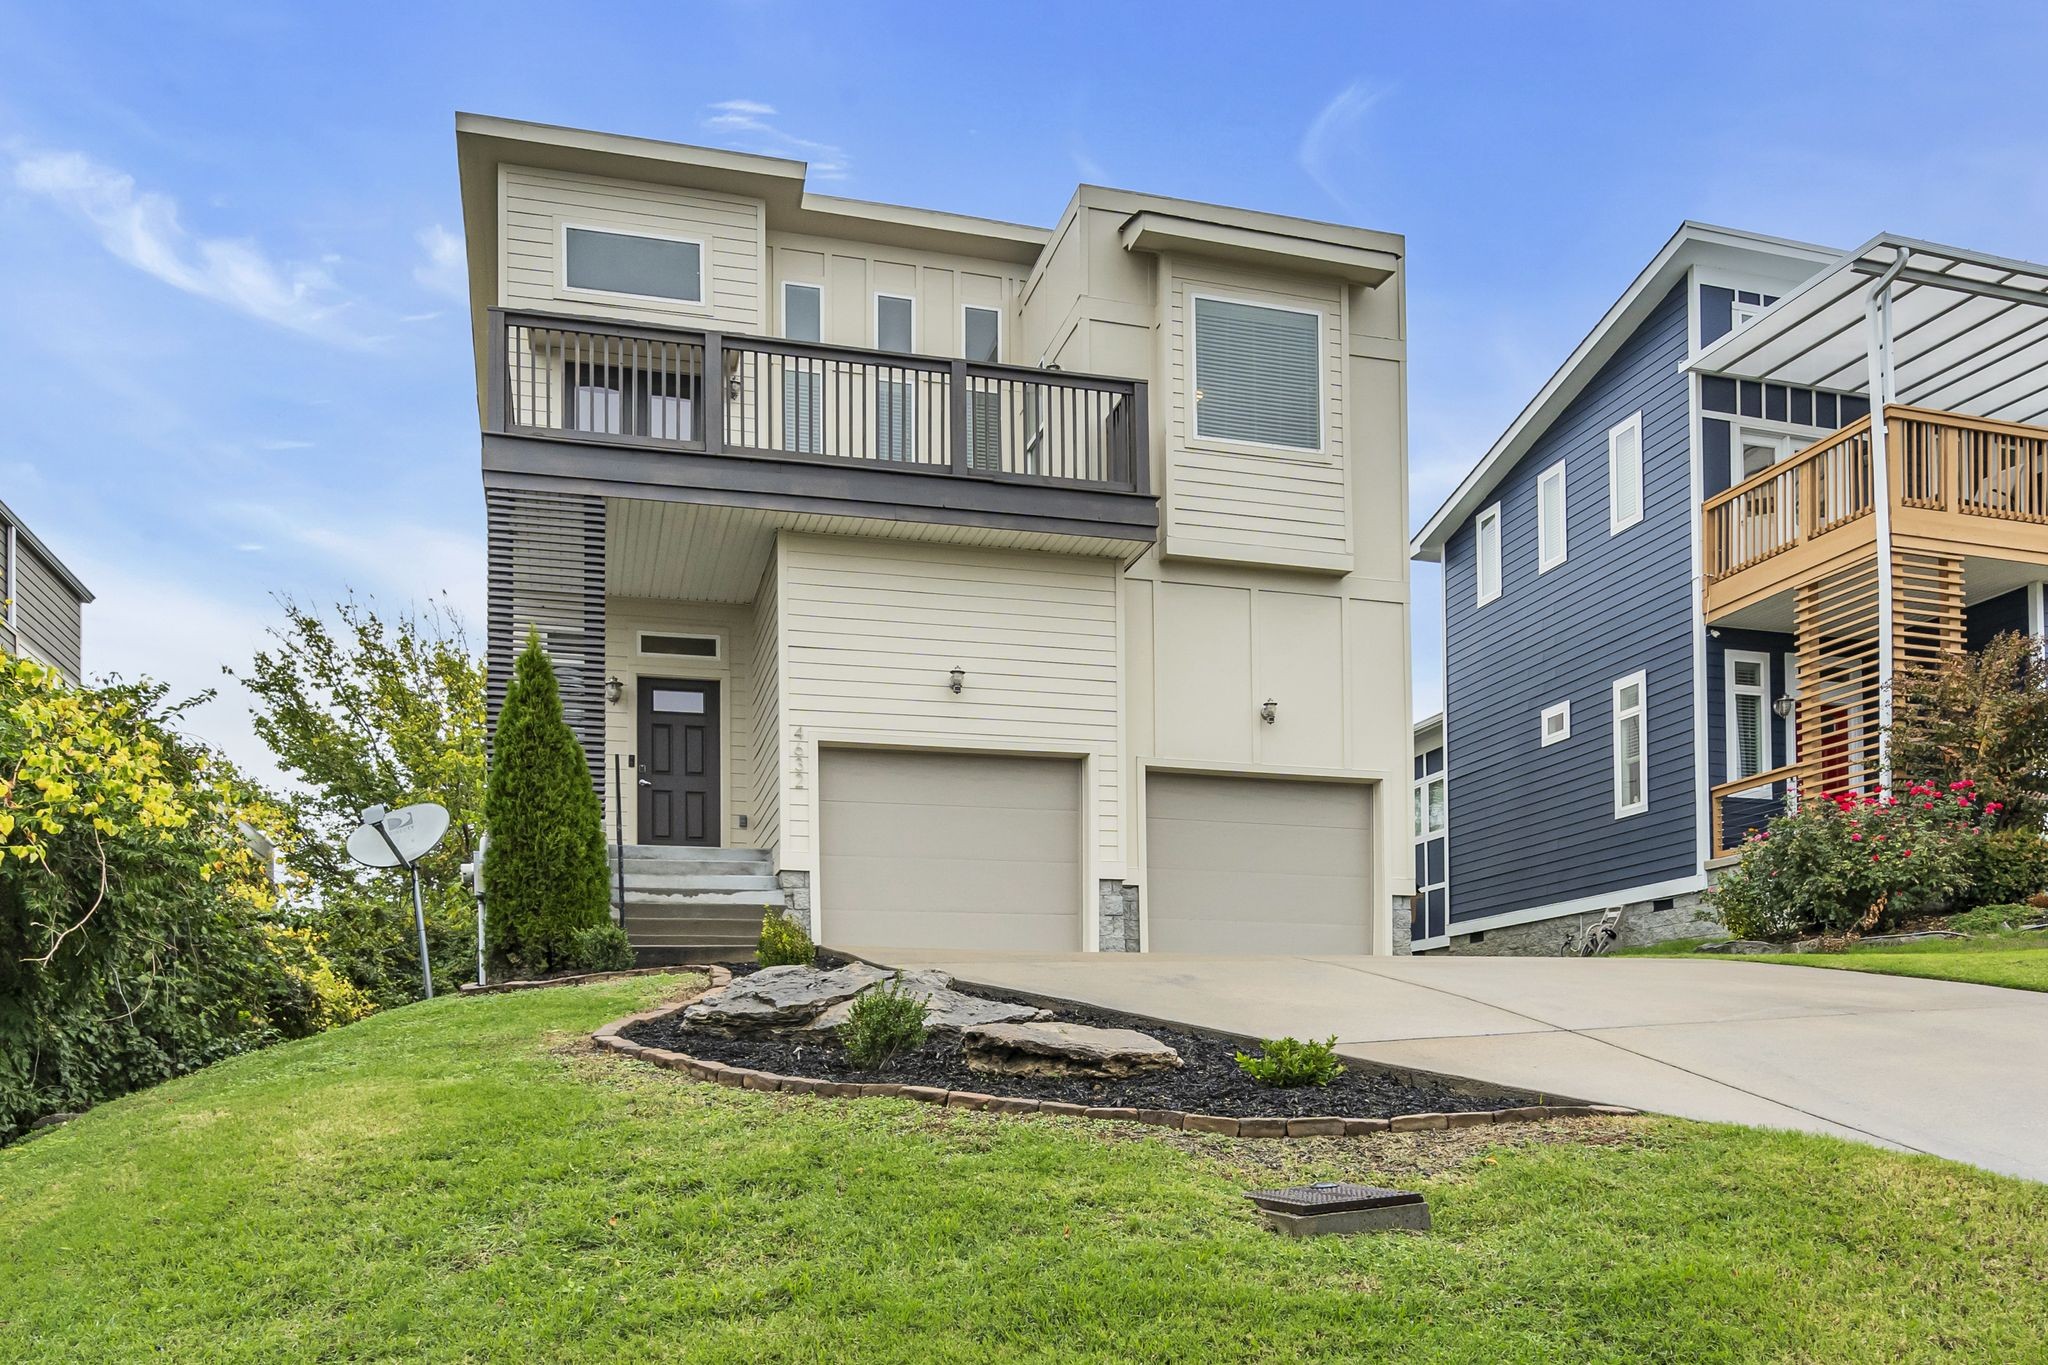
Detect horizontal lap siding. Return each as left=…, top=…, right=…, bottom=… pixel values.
left=777, top=536, right=1120, bottom=871
left=14, top=541, right=85, bottom=681
left=1443, top=282, right=1697, bottom=923
left=1164, top=265, right=1350, bottom=564
left=501, top=166, right=764, bottom=332
left=1705, top=628, right=1793, bottom=787
left=751, top=563, right=782, bottom=858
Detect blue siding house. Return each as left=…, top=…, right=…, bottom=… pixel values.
left=1412, top=224, right=1845, bottom=949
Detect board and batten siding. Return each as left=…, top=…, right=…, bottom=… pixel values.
left=10, top=539, right=86, bottom=682
left=1442, top=282, right=1697, bottom=925
left=772, top=534, right=1121, bottom=873
left=1160, top=260, right=1352, bottom=571
left=500, top=165, right=765, bottom=331
left=768, top=237, right=1023, bottom=359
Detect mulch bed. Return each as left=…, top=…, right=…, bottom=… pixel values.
left=622, top=974, right=1534, bottom=1120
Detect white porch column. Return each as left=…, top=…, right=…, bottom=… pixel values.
left=1866, top=250, right=1905, bottom=790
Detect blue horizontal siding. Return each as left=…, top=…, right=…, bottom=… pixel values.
left=1966, top=588, right=2028, bottom=651
left=1443, top=282, right=1698, bottom=923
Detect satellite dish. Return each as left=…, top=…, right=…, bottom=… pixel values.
left=347, top=802, right=451, bottom=869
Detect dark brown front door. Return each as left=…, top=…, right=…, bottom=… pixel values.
left=637, top=678, right=719, bottom=845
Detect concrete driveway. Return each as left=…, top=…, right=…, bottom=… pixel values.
left=863, top=949, right=2048, bottom=1182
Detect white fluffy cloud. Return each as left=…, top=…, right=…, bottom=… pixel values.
left=702, top=99, right=850, bottom=180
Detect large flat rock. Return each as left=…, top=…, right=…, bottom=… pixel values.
left=963, top=1020, right=1182, bottom=1077
left=684, top=963, right=907, bottom=1028
left=804, top=978, right=1046, bottom=1035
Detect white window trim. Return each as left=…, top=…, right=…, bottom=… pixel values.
left=782, top=280, right=825, bottom=341
left=961, top=303, right=1002, bottom=364
left=1537, top=462, right=1568, bottom=572
left=1612, top=670, right=1648, bottom=818
left=557, top=222, right=707, bottom=306
left=1607, top=411, right=1644, bottom=533
left=635, top=630, right=723, bottom=662
left=1782, top=651, right=1801, bottom=766
left=1187, top=290, right=1327, bottom=455
left=1724, top=649, right=1772, bottom=781
left=1475, top=503, right=1502, bottom=608
left=874, top=291, right=917, bottom=353
left=1540, top=700, right=1572, bottom=747
left=1729, top=423, right=1822, bottom=488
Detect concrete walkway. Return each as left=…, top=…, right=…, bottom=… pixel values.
left=862, top=949, right=2048, bottom=1182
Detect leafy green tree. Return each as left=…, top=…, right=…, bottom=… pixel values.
left=230, top=596, right=484, bottom=1004
left=1, top=660, right=367, bottom=1140
left=481, top=632, right=610, bottom=974
left=1892, top=631, right=2048, bottom=825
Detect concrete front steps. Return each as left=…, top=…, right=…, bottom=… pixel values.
left=614, top=844, right=780, bottom=966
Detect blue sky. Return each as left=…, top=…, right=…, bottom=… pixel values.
left=5, top=1, right=2047, bottom=783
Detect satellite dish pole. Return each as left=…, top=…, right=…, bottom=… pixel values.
left=346, top=802, right=452, bottom=1001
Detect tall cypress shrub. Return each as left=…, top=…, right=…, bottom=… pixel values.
left=482, top=632, right=611, bottom=973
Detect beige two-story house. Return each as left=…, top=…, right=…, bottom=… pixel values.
left=456, top=114, right=1412, bottom=961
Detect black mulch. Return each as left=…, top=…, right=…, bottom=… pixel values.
left=623, top=963, right=1534, bottom=1119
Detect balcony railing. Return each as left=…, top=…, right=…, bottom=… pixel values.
left=1709, top=763, right=1805, bottom=859
left=1703, top=407, right=2048, bottom=583
left=486, top=308, right=1148, bottom=496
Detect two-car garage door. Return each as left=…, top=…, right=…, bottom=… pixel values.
left=1145, top=774, right=1372, bottom=955
left=817, top=751, right=1371, bottom=954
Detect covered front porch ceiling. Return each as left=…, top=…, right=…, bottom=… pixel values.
left=1692, top=234, right=2048, bottom=426
left=1712, top=554, right=2044, bottom=635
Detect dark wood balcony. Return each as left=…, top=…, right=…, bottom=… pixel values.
left=482, top=308, right=1156, bottom=546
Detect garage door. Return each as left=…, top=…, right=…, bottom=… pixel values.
left=1146, top=774, right=1372, bottom=954
left=819, top=749, right=1083, bottom=951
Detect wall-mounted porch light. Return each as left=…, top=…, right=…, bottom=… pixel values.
left=1260, top=698, right=1277, bottom=724
left=949, top=666, right=966, bottom=694
left=1772, top=694, right=1796, bottom=720
left=605, top=676, right=624, bottom=704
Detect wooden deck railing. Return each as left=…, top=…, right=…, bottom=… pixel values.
left=1703, top=406, right=2048, bottom=583
left=1709, top=763, right=1808, bottom=859
left=487, top=308, right=1149, bottom=495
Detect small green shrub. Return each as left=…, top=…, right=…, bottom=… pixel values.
left=838, top=977, right=928, bottom=1070
left=757, top=910, right=816, bottom=967
left=564, top=923, right=634, bottom=973
left=1957, top=830, right=2048, bottom=908
left=1947, top=904, right=2041, bottom=935
left=1234, top=1036, right=1346, bottom=1088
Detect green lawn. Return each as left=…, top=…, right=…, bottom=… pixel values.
left=5, top=978, right=2046, bottom=1362
left=1617, top=931, right=2048, bottom=992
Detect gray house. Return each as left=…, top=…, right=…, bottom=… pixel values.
left=0, top=498, right=91, bottom=683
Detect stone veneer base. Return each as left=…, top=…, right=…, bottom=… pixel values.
left=591, top=983, right=1639, bottom=1140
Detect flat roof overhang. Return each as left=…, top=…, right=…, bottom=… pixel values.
left=481, top=433, right=1159, bottom=552
left=1691, top=234, right=2048, bottom=425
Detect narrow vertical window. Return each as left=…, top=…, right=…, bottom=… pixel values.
left=874, top=294, right=916, bottom=460
left=1475, top=503, right=1502, bottom=607
left=875, top=293, right=914, bottom=353
left=1613, top=671, right=1648, bottom=817
left=1727, top=652, right=1771, bottom=780
left=962, top=305, right=1000, bottom=363
left=1609, top=412, right=1644, bottom=532
left=782, top=283, right=824, bottom=454
left=1538, top=463, right=1567, bottom=571
left=962, top=305, right=1003, bottom=471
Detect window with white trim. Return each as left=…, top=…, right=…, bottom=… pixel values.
left=1735, top=428, right=1804, bottom=485
left=1541, top=700, right=1571, bottom=746
left=782, top=283, right=825, bottom=454
left=1191, top=294, right=1322, bottom=451
left=1612, top=671, right=1648, bottom=817
left=563, top=226, right=702, bottom=302
left=638, top=632, right=720, bottom=660
left=1726, top=651, right=1771, bottom=781
left=1475, top=503, right=1502, bottom=607
left=1537, top=463, right=1567, bottom=571
left=783, top=282, right=823, bottom=342
left=1412, top=771, right=1446, bottom=837
left=1608, top=412, right=1643, bottom=532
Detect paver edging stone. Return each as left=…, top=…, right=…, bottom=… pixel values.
left=591, top=980, right=1640, bottom=1139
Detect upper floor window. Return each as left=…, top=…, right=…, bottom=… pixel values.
left=1475, top=503, right=1502, bottom=607
left=1735, top=428, right=1804, bottom=485
left=1608, top=412, right=1643, bottom=532
left=876, top=293, right=915, bottom=354
left=1538, top=463, right=1567, bottom=572
left=783, top=282, right=823, bottom=342
left=1731, top=288, right=1779, bottom=331
left=963, top=305, right=1001, bottom=364
left=1612, top=671, right=1648, bottom=817
left=1191, top=295, right=1321, bottom=451
left=563, top=226, right=702, bottom=303
left=1413, top=769, right=1446, bottom=837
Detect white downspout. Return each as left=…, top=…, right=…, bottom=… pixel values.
left=1866, top=246, right=1908, bottom=791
